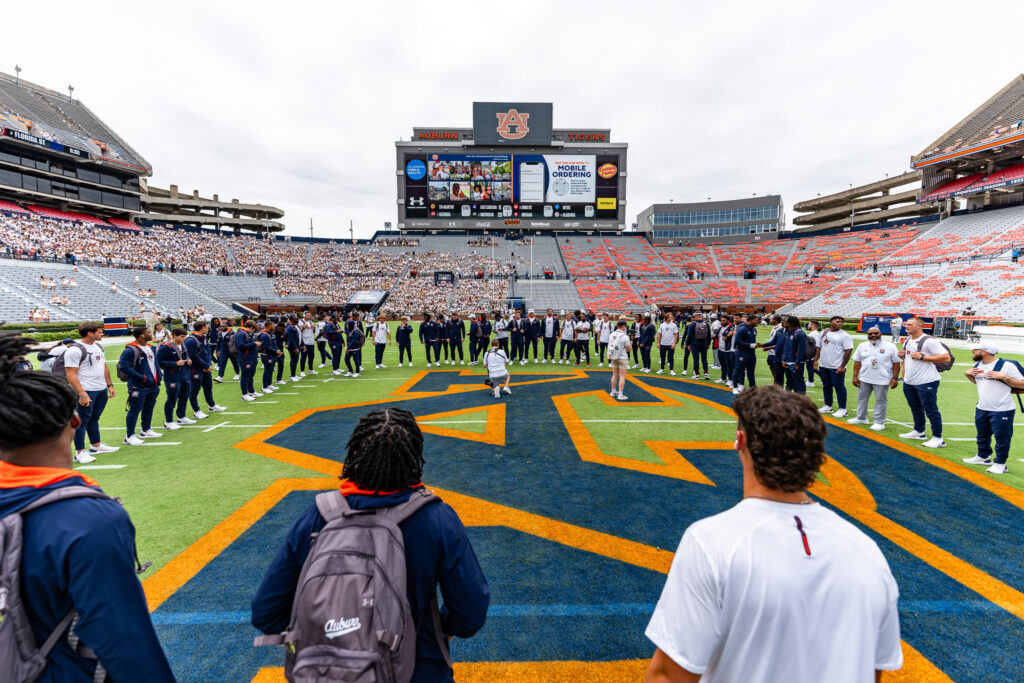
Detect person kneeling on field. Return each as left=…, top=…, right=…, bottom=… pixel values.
left=483, top=338, right=512, bottom=398
left=0, top=333, right=175, bottom=682
left=644, top=385, right=902, bottom=682
left=251, top=407, right=490, bottom=682
left=962, top=341, right=1024, bottom=475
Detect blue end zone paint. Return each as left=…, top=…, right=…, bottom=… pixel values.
left=162, top=372, right=1024, bottom=680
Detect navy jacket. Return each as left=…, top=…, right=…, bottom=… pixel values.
left=734, top=323, right=759, bottom=358
left=325, top=322, right=343, bottom=346
left=118, top=342, right=160, bottom=389
left=346, top=327, right=364, bottom=351
left=781, top=328, right=808, bottom=364
left=236, top=329, right=258, bottom=362
left=682, top=321, right=712, bottom=347
left=208, top=326, right=220, bottom=354
left=257, top=331, right=276, bottom=361
left=0, top=464, right=175, bottom=682
left=184, top=333, right=212, bottom=370
left=156, top=342, right=189, bottom=383
left=469, top=320, right=480, bottom=338
left=481, top=320, right=492, bottom=336
left=285, top=324, right=301, bottom=352
left=397, top=323, right=413, bottom=345
left=419, top=320, right=439, bottom=343
left=447, top=319, right=466, bottom=342
left=251, top=486, right=489, bottom=683
left=640, top=323, right=656, bottom=346
left=523, top=316, right=541, bottom=339
left=218, top=327, right=233, bottom=357
left=509, top=318, right=525, bottom=341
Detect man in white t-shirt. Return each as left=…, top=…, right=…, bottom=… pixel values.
left=656, top=313, right=679, bottom=375
left=299, top=313, right=317, bottom=374
left=897, top=317, right=951, bottom=448
left=482, top=339, right=511, bottom=398
left=962, top=341, right=1024, bottom=474
left=710, top=316, right=722, bottom=370
left=849, top=326, right=900, bottom=431
left=813, top=315, right=854, bottom=417
left=574, top=315, right=592, bottom=366
left=645, top=386, right=902, bottom=683
left=595, top=314, right=613, bottom=367
left=890, top=315, right=903, bottom=344
left=64, top=322, right=119, bottom=463
left=372, top=315, right=390, bottom=370
left=607, top=318, right=633, bottom=400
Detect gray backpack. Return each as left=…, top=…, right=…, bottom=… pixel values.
left=913, top=335, right=955, bottom=373
left=50, top=342, right=98, bottom=378
left=1, top=486, right=114, bottom=683
left=254, top=488, right=449, bottom=682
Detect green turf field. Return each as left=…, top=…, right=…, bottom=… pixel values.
left=38, top=322, right=1024, bottom=682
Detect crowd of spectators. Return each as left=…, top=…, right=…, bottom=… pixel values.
left=378, top=277, right=508, bottom=317
left=376, top=237, right=419, bottom=246
left=408, top=250, right=510, bottom=277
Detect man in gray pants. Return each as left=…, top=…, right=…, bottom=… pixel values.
left=848, top=326, right=901, bottom=430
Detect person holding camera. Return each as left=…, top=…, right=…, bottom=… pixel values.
left=608, top=317, right=633, bottom=401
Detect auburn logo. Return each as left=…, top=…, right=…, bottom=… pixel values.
left=495, top=109, right=530, bottom=140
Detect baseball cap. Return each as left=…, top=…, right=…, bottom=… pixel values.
left=62, top=338, right=74, bottom=345
left=527, top=309, right=534, bottom=313
left=972, top=341, right=999, bottom=355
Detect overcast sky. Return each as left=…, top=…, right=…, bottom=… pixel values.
left=2, top=1, right=1020, bottom=238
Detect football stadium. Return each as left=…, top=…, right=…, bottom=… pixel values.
left=4, top=36, right=1024, bottom=683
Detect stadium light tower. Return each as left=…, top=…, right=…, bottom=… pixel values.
left=14, top=64, right=21, bottom=84
left=68, top=85, right=74, bottom=101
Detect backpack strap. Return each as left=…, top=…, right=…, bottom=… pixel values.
left=315, top=490, right=358, bottom=521
left=18, top=485, right=109, bottom=514
left=381, top=487, right=439, bottom=525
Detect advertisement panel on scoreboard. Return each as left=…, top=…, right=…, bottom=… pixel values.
left=404, top=152, right=619, bottom=221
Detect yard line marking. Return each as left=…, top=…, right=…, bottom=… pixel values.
left=579, top=419, right=736, bottom=424
left=947, top=438, right=979, bottom=442
left=251, top=400, right=279, bottom=403
left=75, top=464, right=127, bottom=470
left=222, top=411, right=254, bottom=415
left=272, top=392, right=299, bottom=395
left=202, top=421, right=229, bottom=432
left=141, top=442, right=183, bottom=446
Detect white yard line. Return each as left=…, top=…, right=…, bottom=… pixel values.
left=75, top=464, right=127, bottom=470
left=140, top=442, right=183, bottom=446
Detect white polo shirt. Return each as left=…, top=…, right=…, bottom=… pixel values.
left=903, top=335, right=946, bottom=386
left=300, top=320, right=316, bottom=344
left=575, top=320, right=592, bottom=341
left=560, top=320, right=576, bottom=341
left=818, top=329, right=854, bottom=369
left=646, top=498, right=902, bottom=682
left=974, top=359, right=1024, bottom=412
left=372, top=322, right=389, bottom=344
left=64, top=342, right=107, bottom=391
left=658, top=322, right=678, bottom=346
left=852, top=340, right=900, bottom=385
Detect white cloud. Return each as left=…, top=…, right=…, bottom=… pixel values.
left=1, top=0, right=1017, bottom=237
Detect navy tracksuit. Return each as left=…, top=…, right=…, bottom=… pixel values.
left=217, top=327, right=236, bottom=378
left=732, top=323, right=758, bottom=388
left=509, top=318, right=525, bottom=362
left=780, top=327, right=808, bottom=394
left=397, top=323, right=414, bottom=363
left=286, top=323, right=302, bottom=378
left=0, top=466, right=176, bottom=682
left=448, top=318, right=466, bottom=362
left=251, top=485, right=489, bottom=683
left=258, top=330, right=278, bottom=389
left=236, top=328, right=258, bottom=395
left=640, top=322, right=656, bottom=371
left=157, top=342, right=190, bottom=423
left=523, top=316, right=540, bottom=360
left=683, top=321, right=712, bottom=375
left=185, top=332, right=215, bottom=411
left=469, top=320, right=482, bottom=362
left=420, top=320, right=440, bottom=364
left=119, top=342, right=161, bottom=437
left=345, top=327, right=364, bottom=373
left=719, top=324, right=735, bottom=382
left=325, top=322, right=344, bottom=371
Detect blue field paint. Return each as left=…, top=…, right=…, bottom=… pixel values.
left=158, top=372, right=1024, bottom=681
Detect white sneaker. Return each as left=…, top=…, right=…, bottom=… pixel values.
left=680, top=370, right=688, bottom=376
left=308, top=370, right=318, bottom=375
left=177, top=417, right=197, bottom=425
left=124, top=435, right=145, bottom=446
left=710, top=365, right=720, bottom=370
left=353, top=373, right=361, bottom=378
left=656, top=369, right=665, bottom=375
left=344, top=371, right=353, bottom=377
left=89, top=443, right=119, bottom=454
left=252, top=391, right=264, bottom=398
left=533, top=359, right=538, bottom=364
left=398, top=362, right=403, bottom=367
left=318, top=363, right=326, bottom=368
left=847, top=417, right=869, bottom=424
left=819, top=405, right=833, bottom=413
left=209, top=404, right=226, bottom=412
left=704, top=374, right=711, bottom=380
left=379, top=364, right=387, bottom=369
left=598, top=363, right=604, bottom=368
left=435, top=362, right=441, bottom=367
left=164, top=422, right=181, bottom=430
left=242, top=395, right=255, bottom=401
left=643, top=368, right=650, bottom=373
left=461, top=361, right=465, bottom=365
left=669, top=371, right=677, bottom=376
left=75, top=450, right=97, bottom=464
left=233, top=374, right=240, bottom=380
left=715, top=378, right=724, bottom=384
left=899, top=430, right=927, bottom=440
left=300, top=372, right=306, bottom=378
left=263, top=386, right=275, bottom=393
left=963, top=455, right=993, bottom=464
left=870, top=423, right=885, bottom=431
left=502, top=386, right=511, bottom=394
left=732, top=388, right=742, bottom=395
left=409, top=362, right=415, bottom=367
left=493, top=389, right=501, bottom=398
left=807, top=381, right=815, bottom=387
left=987, top=463, right=1008, bottom=474
left=922, top=437, right=946, bottom=448
left=213, top=376, right=224, bottom=383
left=726, top=380, right=733, bottom=387
left=360, top=366, right=364, bottom=371
left=520, top=360, right=526, bottom=366
left=376, top=364, right=382, bottom=369
left=194, top=411, right=209, bottom=420
left=832, top=409, right=848, bottom=418
left=616, top=394, right=628, bottom=401
left=609, top=389, right=619, bottom=398
left=139, top=430, right=162, bottom=438
left=291, top=376, right=300, bottom=382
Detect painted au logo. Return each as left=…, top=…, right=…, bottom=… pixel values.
left=495, top=109, right=530, bottom=140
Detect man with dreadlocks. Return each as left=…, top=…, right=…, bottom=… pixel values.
left=252, top=406, right=490, bottom=682
left=0, top=333, right=176, bottom=682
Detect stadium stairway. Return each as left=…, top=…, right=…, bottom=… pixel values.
left=706, top=246, right=724, bottom=277
left=77, top=265, right=166, bottom=316
left=513, top=279, right=585, bottom=314
left=0, top=262, right=79, bottom=322
left=777, top=241, right=800, bottom=277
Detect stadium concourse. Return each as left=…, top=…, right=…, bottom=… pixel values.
left=5, top=201, right=1024, bottom=323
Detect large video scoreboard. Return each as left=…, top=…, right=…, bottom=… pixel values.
left=396, top=102, right=627, bottom=232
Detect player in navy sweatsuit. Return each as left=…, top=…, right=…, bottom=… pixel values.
left=156, top=328, right=190, bottom=425
left=285, top=316, right=302, bottom=380
left=447, top=314, right=466, bottom=364
left=420, top=314, right=440, bottom=365
left=184, top=320, right=219, bottom=414
left=236, top=321, right=259, bottom=396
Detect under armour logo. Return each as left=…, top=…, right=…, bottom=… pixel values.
left=408, top=197, right=424, bottom=207
left=495, top=109, right=530, bottom=140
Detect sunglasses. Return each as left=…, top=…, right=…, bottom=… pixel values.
left=867, top=332, right=881, bottom=337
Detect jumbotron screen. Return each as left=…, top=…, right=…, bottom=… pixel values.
left=403, top=152, right=620, bottom=220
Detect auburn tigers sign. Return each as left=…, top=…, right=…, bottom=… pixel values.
left=495, top=109, right=530, bottom=140
left=473, top=102, right=552, bottom=145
